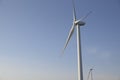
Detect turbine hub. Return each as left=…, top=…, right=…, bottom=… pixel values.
left=75, top=20, right=85, bottom=26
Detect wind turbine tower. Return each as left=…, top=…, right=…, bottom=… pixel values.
left=62, top=0, right=92, bottom=80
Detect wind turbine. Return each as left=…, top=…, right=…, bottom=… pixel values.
left=87, top=68, right=94, bottom=80
left=62, top=0, right=92, bottom=80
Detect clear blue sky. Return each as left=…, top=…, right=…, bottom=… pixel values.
left=0, top=0, right=120, bottom=80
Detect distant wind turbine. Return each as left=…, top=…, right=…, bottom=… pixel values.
left=87, top=68, right=94, bottom=80
left=62, top=0, right=92, bottom=80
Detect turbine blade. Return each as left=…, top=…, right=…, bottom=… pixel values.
left=72, top=0, right=76, bottom=21
left=62, top=24, right=75, bottom=53
left=79, top=11, right=92, bottom=21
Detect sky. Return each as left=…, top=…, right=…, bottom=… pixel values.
left=0, top=0, right=120, bottom=80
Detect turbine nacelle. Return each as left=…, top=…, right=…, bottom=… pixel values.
left=75, top=20, right=85, bottom=26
